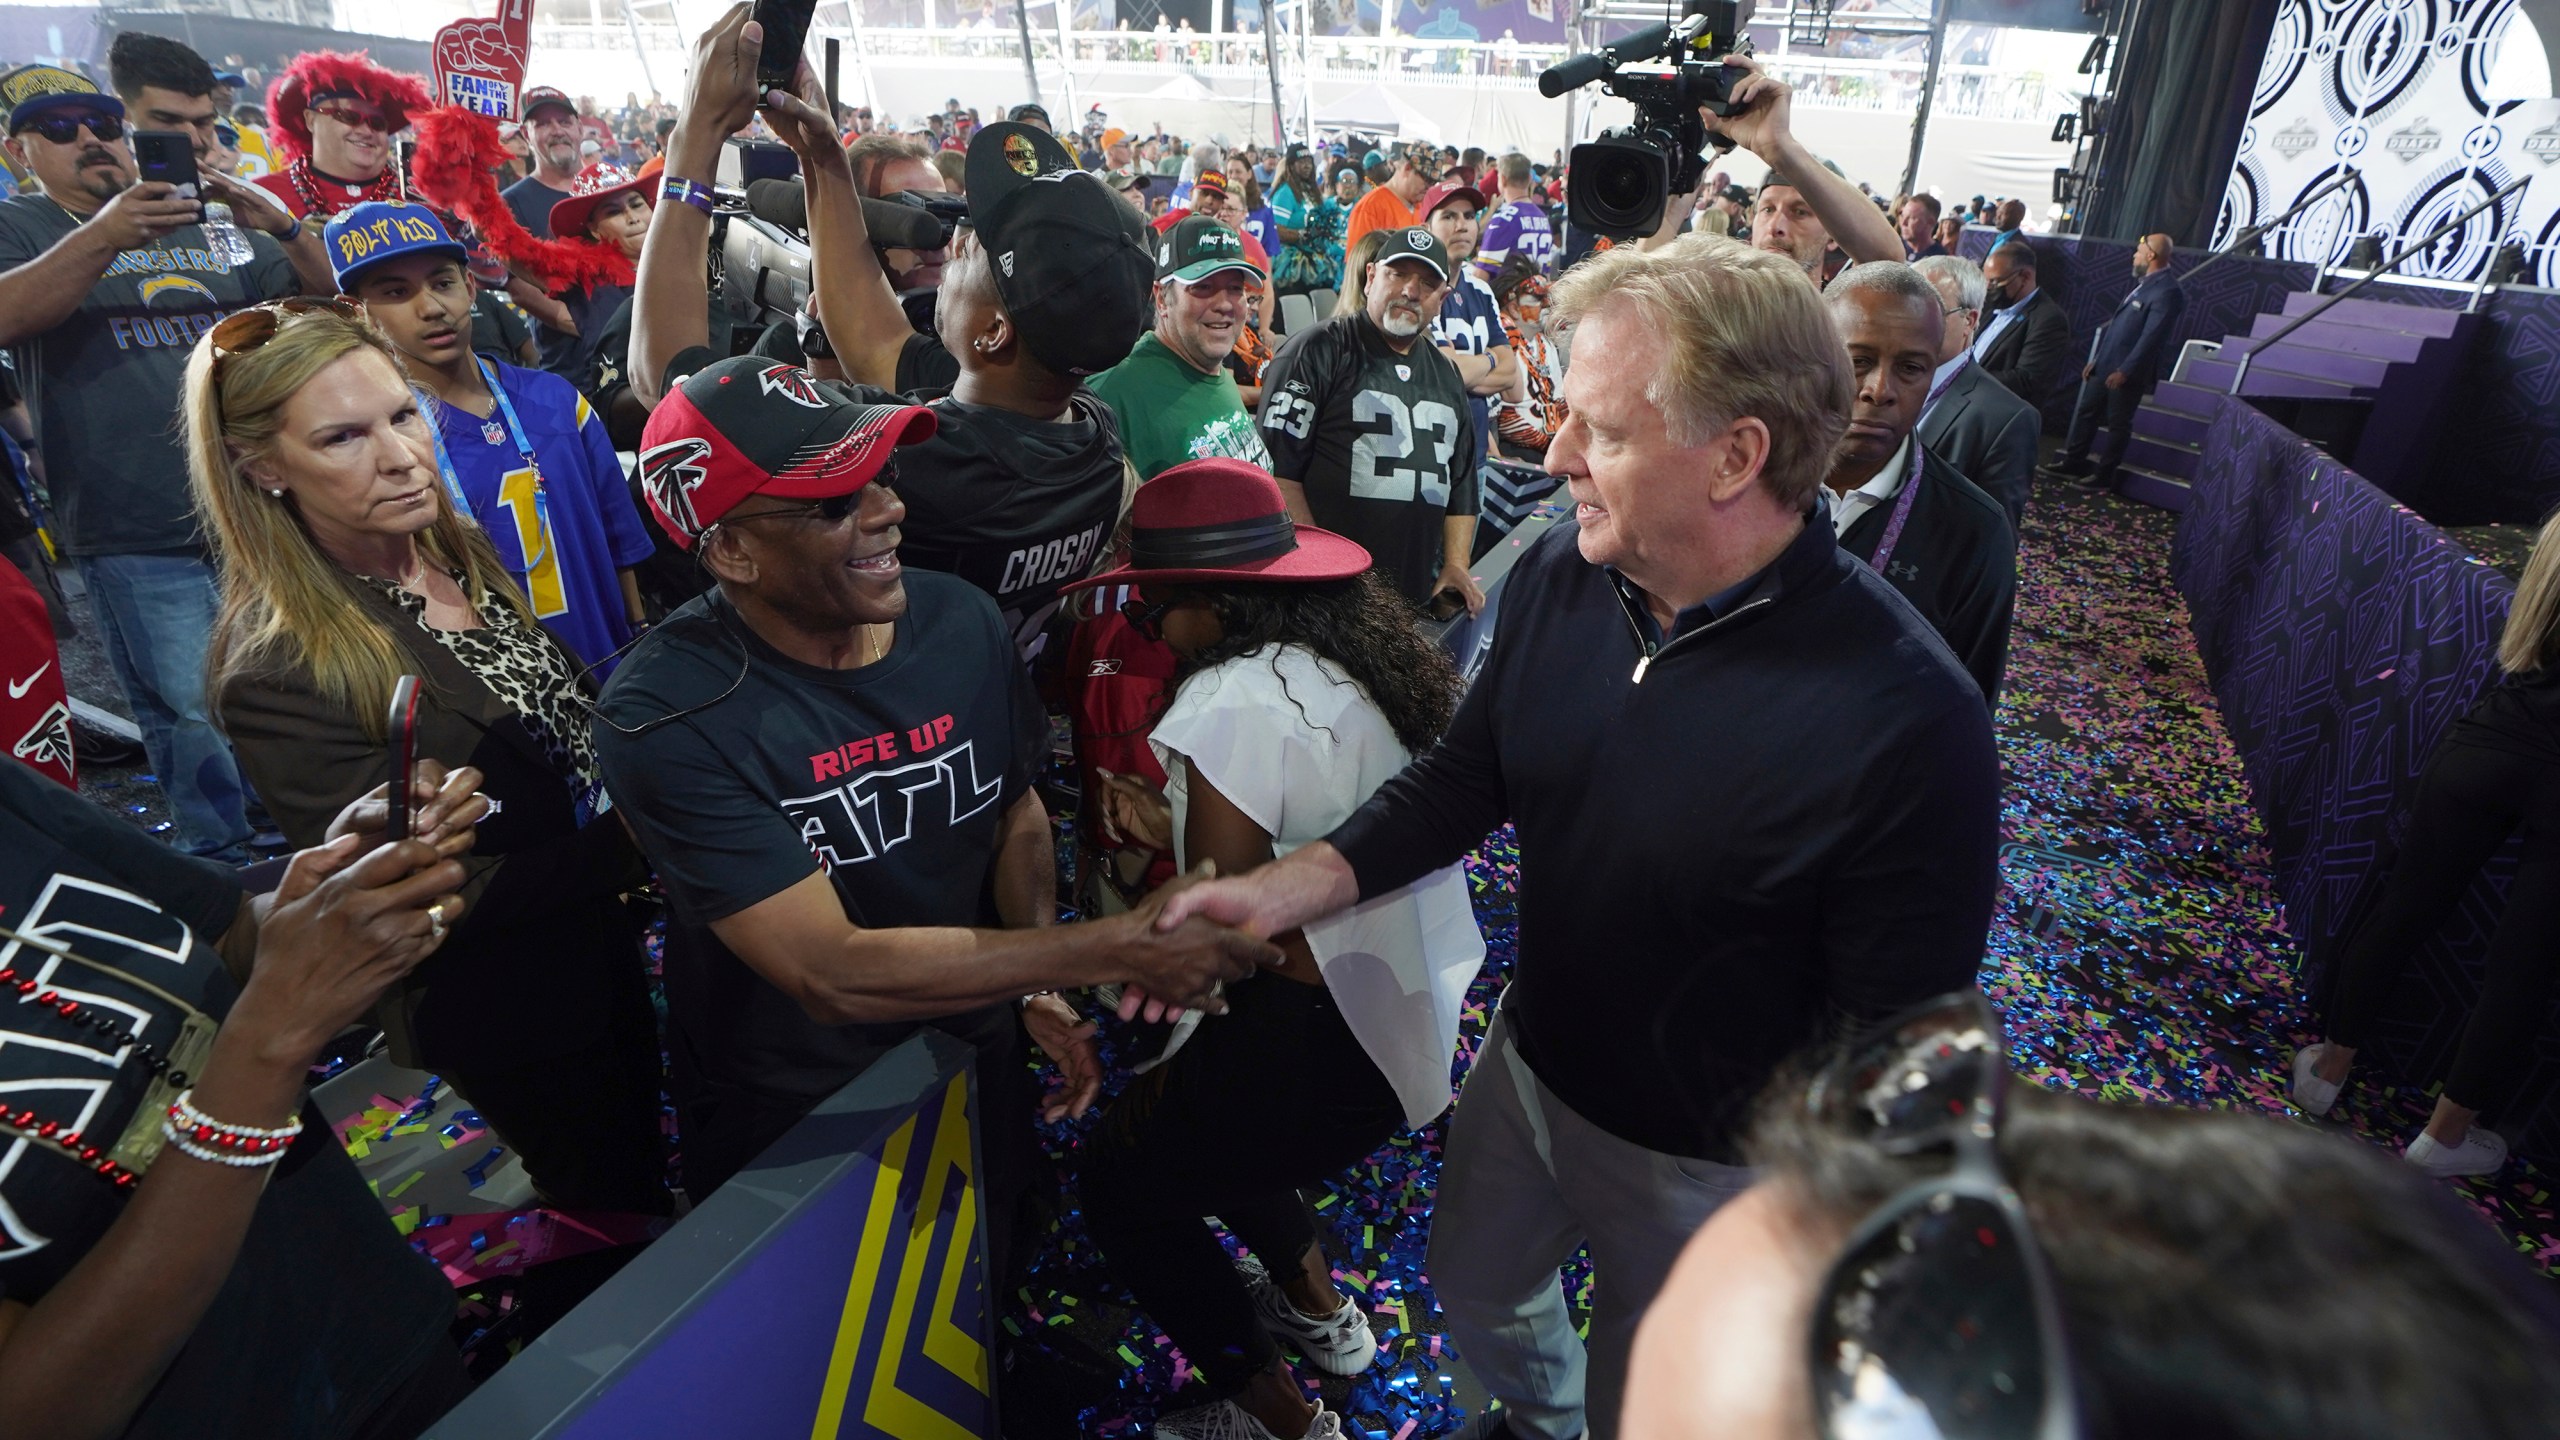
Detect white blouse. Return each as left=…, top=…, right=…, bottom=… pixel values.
left=1152, top=643, right=1487, bottom=1128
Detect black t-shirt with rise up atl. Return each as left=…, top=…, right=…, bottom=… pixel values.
left=592, top=574, right=1047, bottom=1164
left=663, top=346, right=1123, bottom=661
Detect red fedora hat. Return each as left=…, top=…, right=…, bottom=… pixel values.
left=1066, top=458, right=1370, bottom=591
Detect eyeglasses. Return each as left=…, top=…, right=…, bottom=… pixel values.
left=209, top=296, right=364, bottom=374
left=1120, top=594, right=1175, bottom=641
left=722, top=490, right=865, bottom=527
left=1802, top=990, right=2081, bottom=1440
left=16, top=110, right=124, bottom=144
left=310, top=101, right=393, bottom=134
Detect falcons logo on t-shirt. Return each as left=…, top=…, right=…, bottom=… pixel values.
left=758, top=364, right=828, bottom=409
left=640, top=438, right=714, bottom=539
left=12, top=701, right=71, bottom=772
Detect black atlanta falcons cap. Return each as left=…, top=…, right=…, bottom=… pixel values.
left=637, top=356, right=936, bottom=551
left=965, top=120, right=1154, bottom=377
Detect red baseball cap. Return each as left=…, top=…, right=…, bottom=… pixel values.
left=1064, top=458, right=1369, bottom=591
left=638, top=356, right=937, bottom=550
left=1418, top=179, right=1486, bottom=220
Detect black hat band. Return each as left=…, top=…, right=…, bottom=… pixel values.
left=1131, top=511, right=1298, bottom=570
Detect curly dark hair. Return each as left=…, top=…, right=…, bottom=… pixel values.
left=1168, top=570, right=1462, bottom=756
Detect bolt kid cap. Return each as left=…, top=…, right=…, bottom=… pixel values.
left=323, top=201, right=472, bottom=290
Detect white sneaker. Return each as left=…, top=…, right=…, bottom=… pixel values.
left=2290, top=1044, right=2342, bottom=1117
left=1153, top=1397, right=1346, bottom=1439
left=1246, top=1268, right=1379, bottom=1377
left=2406, top=1127, right=2508, bottom=1179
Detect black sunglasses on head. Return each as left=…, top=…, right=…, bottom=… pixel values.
left=1802, top=990, right=2081, bottom=1440
left=17, top=110, right=124, bottom=144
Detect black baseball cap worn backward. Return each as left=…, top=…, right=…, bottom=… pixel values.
left=964, top=120, right=1154, bottom=377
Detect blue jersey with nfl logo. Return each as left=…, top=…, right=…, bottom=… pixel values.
left=430, top=362, right=656, bottom=675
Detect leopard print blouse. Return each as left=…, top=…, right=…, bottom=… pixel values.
left=369, top=577, right=602, bottom=798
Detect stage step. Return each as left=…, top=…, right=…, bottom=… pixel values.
left=2115, top=463, right=2192, bottom=512
left=2124, top=432, right=2200, bottom=480
left=2132, top=402, right=2208, bottom=447
left=2243, top=312, right=2437, bottom=361
left=2216, top=337, right=2396, bottom=387
left=2277, top=291, right=2467, bottom=338
left=2181, top=354, right=2373, bottom=401
left=2149, top=379, right=2224, bottom=419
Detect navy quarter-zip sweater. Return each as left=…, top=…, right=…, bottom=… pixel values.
left=1328, top=512, right=2000, bottom=1160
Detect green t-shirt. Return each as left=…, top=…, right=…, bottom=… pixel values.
left=1086, top=331, right=1273, bottom=481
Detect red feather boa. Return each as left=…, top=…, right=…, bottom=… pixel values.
left=409, top=106, right=636, bottom=295
left=264, top=52, right=433, bottom=165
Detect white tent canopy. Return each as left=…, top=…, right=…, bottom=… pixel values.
left=1312, top=83, right=1441, bottom=143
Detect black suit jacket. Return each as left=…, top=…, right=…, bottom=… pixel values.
left=217, top=578, right=647, bottom=1070
left=1978, top=289, right=2072, bottom=408
left=1919, top=359, right=2040, bottom=530
left=1838, top=446, right=2017, bottom=704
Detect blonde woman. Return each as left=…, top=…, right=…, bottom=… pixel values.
left=2295, top=507, right=2560, bottom=1179
left=186, top=300, right=667, bottom=1213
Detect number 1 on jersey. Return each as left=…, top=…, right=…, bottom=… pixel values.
left=496, top=466, right=566, bottom=617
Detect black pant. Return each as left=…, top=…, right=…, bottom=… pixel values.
left=446, top=951, right=670, bottom=1214
left=2061, top=370, right=2144, bottom=472
left=1079, top=977, right=1405, bottom=1394
left=2327, top=735, right=2560, bottom=1112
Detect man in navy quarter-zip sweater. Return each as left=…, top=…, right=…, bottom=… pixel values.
left=1154, top=234, right=2001, bottom=1440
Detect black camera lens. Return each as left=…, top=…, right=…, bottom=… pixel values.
left=1566, top=132, right=1673, bottom=238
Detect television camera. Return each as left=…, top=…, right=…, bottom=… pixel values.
left=708, top=139, right=961, bottom=351
left=1539, top=0, right=1755, bottom=240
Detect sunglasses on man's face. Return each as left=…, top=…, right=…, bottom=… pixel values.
left=310, top=101, right=392, bottom=134
left=722, top=487, right=877, bottom=528
left=17, top=111, right=124, bottom=145
left=1120, top=594, right=1176, bottom=641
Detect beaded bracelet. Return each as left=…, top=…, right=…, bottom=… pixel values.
left=659, top=176, right=716, bottom=216
left=166, top=1088, right=302, bottom=1160
left=161, top=1120, right=287, bottom=1168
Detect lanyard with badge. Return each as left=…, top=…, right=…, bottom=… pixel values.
left=1865, top=442, right=1927, bottom=577
left=426, top=357, right=554, bottom=578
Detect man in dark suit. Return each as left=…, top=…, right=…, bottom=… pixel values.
left=2043, top=232, right=2187, bottom=489
left=1974, top=241, right=2071, bottom=408
left=1823, top=261, right=2017, bottom=703
left=1914, top=254, right=2039, bottom=531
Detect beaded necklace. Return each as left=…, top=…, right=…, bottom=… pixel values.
left=0, top=921, right=220, bottom=1185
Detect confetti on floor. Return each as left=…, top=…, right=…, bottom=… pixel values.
left=999, top=479, right=2559, bottom=1438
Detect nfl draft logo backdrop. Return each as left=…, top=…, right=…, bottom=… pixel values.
left=2221, top=0, right=2560, bottom=286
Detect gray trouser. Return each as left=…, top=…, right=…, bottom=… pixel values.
left=1430, top=1000, right=1754, bottom=1440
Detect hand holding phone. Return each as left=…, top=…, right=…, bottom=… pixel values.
left=751, top=0, right=819, bottom=91
left=386, top=676, right=422, bottom=844
left=132, top=131, right=204, bottom=222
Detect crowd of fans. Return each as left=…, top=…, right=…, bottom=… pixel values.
left=2, top=11, right=2558, bottom=1440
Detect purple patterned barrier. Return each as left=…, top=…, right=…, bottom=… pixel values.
left=2171, top=396, right=2560, bottom=1158
left=1960, top=227, right=2560, bottom=525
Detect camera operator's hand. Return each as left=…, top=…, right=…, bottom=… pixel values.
left=1699, top=52, right=1794, bottom=161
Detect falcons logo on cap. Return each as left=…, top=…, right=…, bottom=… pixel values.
left=757, top=364, right=828, bottom=408
left=640, top=438, right=713, bottom=537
